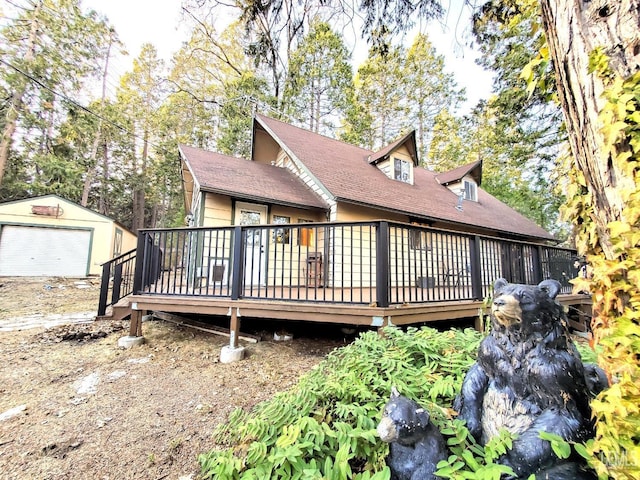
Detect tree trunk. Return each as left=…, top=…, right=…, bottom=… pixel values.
left=0, top=1, right=41, bottom=186
left=132, top=130, right=149, bottom=231
left=539, top=0, right=640, bottom=260
left=81, top=32, right=114, bottom=207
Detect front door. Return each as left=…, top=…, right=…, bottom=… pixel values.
left=235, top=202, right=268, bottom=287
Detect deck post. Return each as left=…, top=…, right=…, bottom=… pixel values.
left=229, top=307, right=240, bottom=349
left=220, top=306, right=245, bottom=363
left=376, top=222, right=390, bottom=308
left=533, top=246, right=544, bottom=284
left=132, top=233, right=147, bottom=294
left=98, top=260, right=111, bottom=316
left=469, top=235, right=483, bottom=300
left=129, top=309, right=144, bottom=337
left=231, top=226, right=244, bottom=300
left=117, top=308, right=146, bottom=348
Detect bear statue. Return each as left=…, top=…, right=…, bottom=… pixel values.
left=454, top=278, right=602, bottom=479
left=377, top=387, right=448, bottom=480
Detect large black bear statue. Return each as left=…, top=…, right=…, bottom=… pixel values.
left=454, top=278, right=599, bottom=479
left=377, top=387, right=448, bottom=480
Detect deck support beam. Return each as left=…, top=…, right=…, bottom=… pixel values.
left=129, top=309, right=144, bottom=337
left=117, top=307, right=145, bottom=349
left=229, top=307, right=240, bottom=348
left=220, top=306, right=245, bottom=363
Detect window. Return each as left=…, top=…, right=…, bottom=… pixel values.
left=463, top=180, right=477, bottom=201
left=113, top=229, right=123, bottom=256
left=393, top=157, right=412, bottom=183
left=272, top=215, right=290, bottom=244
left=297, top=219, right=314, bottom=247
left=409, top=228, right=431, bottom=250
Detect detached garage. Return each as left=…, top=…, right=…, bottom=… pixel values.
left=0, top=195, right=137, bottom=277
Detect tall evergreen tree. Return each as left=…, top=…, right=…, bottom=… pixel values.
left=405, top=34, right=465, bottom=160
left=116, top=44, right=168, bottom=231
left=0, top=0, right=111, bottom=193
left=283, top=21, right=353, bottom=135
left=344, top=44, right=408, bottom=149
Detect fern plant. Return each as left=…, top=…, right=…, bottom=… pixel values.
left=199, top=326, right=601, bottom=479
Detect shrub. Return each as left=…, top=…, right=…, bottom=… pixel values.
left=199, top=326, right=598, bottom=479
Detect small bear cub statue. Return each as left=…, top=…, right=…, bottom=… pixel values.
left=377, top=387, right=448, bottom=480
left=455, top=278, right=603, bottom=479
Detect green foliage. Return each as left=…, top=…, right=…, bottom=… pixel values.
left=200, top=324, right=606, bottom=479
left=283, top=21, right=353, bottom=136
left=342, top=32, right=462, bottom=151
left=218, top=73, right=272, bottom=158
left=467, top=0, right=566, bottom=236
left=200, top=326, right=484, bottom=479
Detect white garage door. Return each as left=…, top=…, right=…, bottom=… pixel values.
left=0, top=225, right=91, bottom=277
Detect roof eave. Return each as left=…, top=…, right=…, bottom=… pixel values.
left=201, top=186, right=328, bottom=212
left=334, top=197, right=555, bottom=243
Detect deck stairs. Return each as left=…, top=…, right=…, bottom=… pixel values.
left=97, top=296, right=132, bottom=321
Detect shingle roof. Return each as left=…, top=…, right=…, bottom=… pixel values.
left=369, top=130, right=417, bottom=165
left=436, top=159, right=483, bottom=186
left=179, top=144, right=327, bottom=210
left=255, top=114, right=555, bottom=241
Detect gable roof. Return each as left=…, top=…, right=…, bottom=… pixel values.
left=179, top=144, right=327, bottom=210
left=436, top=160, right=483, bottom=186
left=368, top=130, right=418, bottom=165
left=0, top=194, right=134, bottom=234
left=254, top=114, right=554, bottom=241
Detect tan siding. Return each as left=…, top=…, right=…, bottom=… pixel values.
left=202, top=193, right=233, bottom=226
left=253, top=129, right=280, bottom=164
left=335, top=202, right=407, bottom=223
left=267, top=206, right=325, bottom=286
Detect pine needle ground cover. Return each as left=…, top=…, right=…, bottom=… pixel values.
left=199, top=326, right=598, bottom=480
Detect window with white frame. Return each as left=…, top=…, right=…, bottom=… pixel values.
left=463, top=180, right=477, bottom=201
left=393, top=157, right=412, bottom=183
left=272, top=215, right=291, bottom=244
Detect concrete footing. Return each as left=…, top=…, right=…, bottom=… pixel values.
left=220, top=345, right=245, bottom=363
left=118, top=335, right=145, bottom=349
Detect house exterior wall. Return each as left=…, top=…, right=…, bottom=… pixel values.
left=334, top=202, right=407, bottom=223
left=197, top=192, right=329, bottom=287
left=112, top=224, right=138, bottom=256
left=201, top=192, right=233, bottom=226
left=253, top=129, right=280, bottom=164
left=0, top=196, right=136, bottom=276
left=375, top=145, right=415, bottom=183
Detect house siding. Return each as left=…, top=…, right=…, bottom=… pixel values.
left=335, top=202, right=406, bottom=223
left=202, top=193, right=233, bottom=226
left=253, top=129, right=280, bottom=164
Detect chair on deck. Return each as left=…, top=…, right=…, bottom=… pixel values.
left=442, top=263, right=471, bottom=287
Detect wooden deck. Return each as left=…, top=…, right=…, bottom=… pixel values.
left=126, top=290, right=592, bottom=334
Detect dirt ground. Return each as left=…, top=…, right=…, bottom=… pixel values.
left=0, top=277, right=348, bottom=480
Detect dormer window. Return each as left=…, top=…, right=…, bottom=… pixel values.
left=394, top=157, right=412, bottom=184
left=463, top=179, right=477, bottom=201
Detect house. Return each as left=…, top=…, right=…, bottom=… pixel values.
left=0, top=194, right=137, bottom=277
left=99, top=115, right=587, bottom=354
left=175, top=114, right=561, bottom=293
left=180, top=114, right=554, bottom=243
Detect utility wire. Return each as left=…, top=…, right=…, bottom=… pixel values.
left=0, top=57, right=171, bottom=154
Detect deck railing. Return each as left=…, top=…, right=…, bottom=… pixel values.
left=98, top=248, right=137, bottom=316
left=128, top=221, right=578, bottom=307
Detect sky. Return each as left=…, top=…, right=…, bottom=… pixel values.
left=83, top=0, right=493, bottom=112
